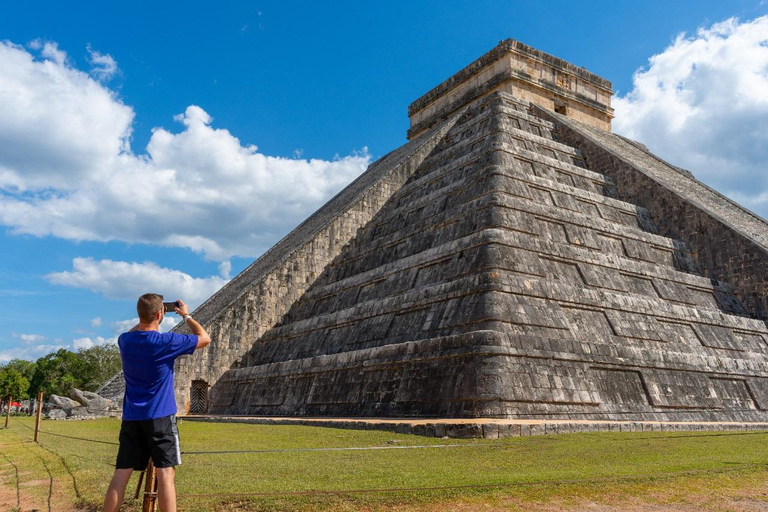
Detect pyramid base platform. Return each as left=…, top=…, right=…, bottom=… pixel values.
left=182, top=415, right=768, bottom=439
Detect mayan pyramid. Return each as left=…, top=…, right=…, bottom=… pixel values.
left=172, top=39, right=768, bottom=422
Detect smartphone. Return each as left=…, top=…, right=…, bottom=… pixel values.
left=163, top=301, right=179, bottom=313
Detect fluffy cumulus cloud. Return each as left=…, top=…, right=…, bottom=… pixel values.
left=613, top=16, right=768, bottom=217
left=0, top=40, right=371, bottom=261
left=46, top=258, right=229, bottom=305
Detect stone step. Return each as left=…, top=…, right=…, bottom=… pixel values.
left=293, top=225, right=739, bottom=321
left=416, top=116, right=585, bottom=177
left=257, top=269, right=765, bottom=363
left=369, top=163, right=653, bottom=249
left=332, top=183, right=692, bottom=281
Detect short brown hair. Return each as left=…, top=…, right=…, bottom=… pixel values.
left=137, top=293, right=164, bottom=323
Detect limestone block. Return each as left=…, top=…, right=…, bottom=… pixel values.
left=50, top=395, right=78, bottom=411
left=71, top=388, right=111, bottom=413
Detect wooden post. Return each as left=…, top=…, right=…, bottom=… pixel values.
left=134, top=470, right=145, bottom=500
left=34, top=391, right=43, bottom=442
left=141, top=459, right=157, bottom=512
left=4, top=396, right=11, bottom=429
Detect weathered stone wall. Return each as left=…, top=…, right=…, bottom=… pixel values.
left=538, top=107, right=768, bottom=320
left=172, top=115, right=461, bottom=414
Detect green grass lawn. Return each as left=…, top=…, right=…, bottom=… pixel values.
left=1, top=416, right=768, bottom=511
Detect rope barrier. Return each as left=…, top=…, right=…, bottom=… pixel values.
left=175, top=461, right=768, bottom=500
left=34, top=429, right=119, bottom=446
left=10, top=416, right=37, bottom=432
left=36, top=438, right=116, bottom=468
left=6, top=412, right=768, bottom=508
left=11, top=413, right=768, bottom=457
left=182, top=442, right=494, bottom=455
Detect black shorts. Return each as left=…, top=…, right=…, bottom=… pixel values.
left=115, top=415, right=182, bottom=469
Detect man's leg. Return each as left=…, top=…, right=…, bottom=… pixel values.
left=156, top=466, right=176, bottom=512
left=102, top=468, right=133, bottom=512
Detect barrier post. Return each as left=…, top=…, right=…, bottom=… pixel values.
left=34, top=391, right=43, bottom=442
left=141, top=459, right=157, bottom=512
left=4, top=396, right=11, bottom=428
left=134, top=470, right=145, bottom=500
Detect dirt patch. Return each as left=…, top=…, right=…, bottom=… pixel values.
left=19, top=478, right=51, bottom=487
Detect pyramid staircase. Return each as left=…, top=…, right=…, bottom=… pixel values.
left=209, top=92, right=768, bottom=421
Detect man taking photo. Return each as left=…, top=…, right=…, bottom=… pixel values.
left=103, top=293, right=211, bottom=512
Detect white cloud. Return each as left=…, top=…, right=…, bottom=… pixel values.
left=613, top=16, right=768, bottom=218
left=47, top=257, right=229, bottom=306
left=90, top=317, right=102, bottom=328
left=0, top=343, right=68, bottom=363
left=73, top=336, right=116, bottom=350
left=39, top=41, right=67, bottom=66
left=218, top=260, right=232, bottom=279
left=111, top=315, right=178, bottom=335
left=12, top=333, right=46, bottom=345
left=0, top=40, right=371, bottom=261
left=112, top=318, right=138, bottom=334
left=86, top=44, right=118, bottom=81
left=160, top=315, right=180, bottom=333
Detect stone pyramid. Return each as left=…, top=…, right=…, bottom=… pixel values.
left=174, top=40, right=768, bottom=422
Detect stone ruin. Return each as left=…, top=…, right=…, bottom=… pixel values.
left=47, top=388, right=121, bottom=420
left=166, top=39, right=768, bottom=423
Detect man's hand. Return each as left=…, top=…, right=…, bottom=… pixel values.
left=172, top=299, right=211, bottom=349
left=174, top=300, right=190, bottom=317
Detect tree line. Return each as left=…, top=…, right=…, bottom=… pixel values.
left=0, top=345, right=122, bottom=403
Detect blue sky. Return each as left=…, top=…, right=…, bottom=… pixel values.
left=1, top=1, right=767, bottom=361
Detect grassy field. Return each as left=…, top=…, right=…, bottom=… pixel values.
left=1, top=416, right=768, bottom=511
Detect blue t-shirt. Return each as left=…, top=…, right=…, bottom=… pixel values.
left=118, top=330, right=198, bottom=421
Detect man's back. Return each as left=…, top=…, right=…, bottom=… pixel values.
left=118, top=330, right=197, bottom=421
left=103, top=295, right=211, bottom=512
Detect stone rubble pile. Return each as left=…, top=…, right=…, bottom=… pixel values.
left=47, top=388, right=121, bottom=420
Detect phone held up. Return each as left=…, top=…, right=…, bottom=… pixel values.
left=163, top=301, right=180, bottom=314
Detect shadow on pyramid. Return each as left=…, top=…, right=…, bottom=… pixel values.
left=172, top=40, right=768, bottom=424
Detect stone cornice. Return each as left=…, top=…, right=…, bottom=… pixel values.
left=409, top=39, right=612, bottom=117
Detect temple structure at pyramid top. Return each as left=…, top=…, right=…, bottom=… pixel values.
left=150, top=39, right=768, bottom=428
left=407, top=39, right=614, bottom=138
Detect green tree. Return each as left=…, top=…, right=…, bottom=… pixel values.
left=0, top=368, right=30, bottom=402
left=2, top=359, right=36, bottom=381
left=29, top=349, right=91, bottom=397
left=78, top=344, right=122, bottom=391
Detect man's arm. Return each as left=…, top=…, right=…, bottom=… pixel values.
left=185, top=316, right=211, bottom=349
left=175, top=300, right=211, bottom=349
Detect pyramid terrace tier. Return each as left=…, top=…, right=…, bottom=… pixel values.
left=321, top=166, right=677, bottom=277
left=211, top=329, right=768, bottom=421
left=251, top=265, right=766, bottom=358
left=290, top=181, right=707, bottom=308
left=409, top=101, right=591, bottom=181
left=284, top=225, right=742, bottom=324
